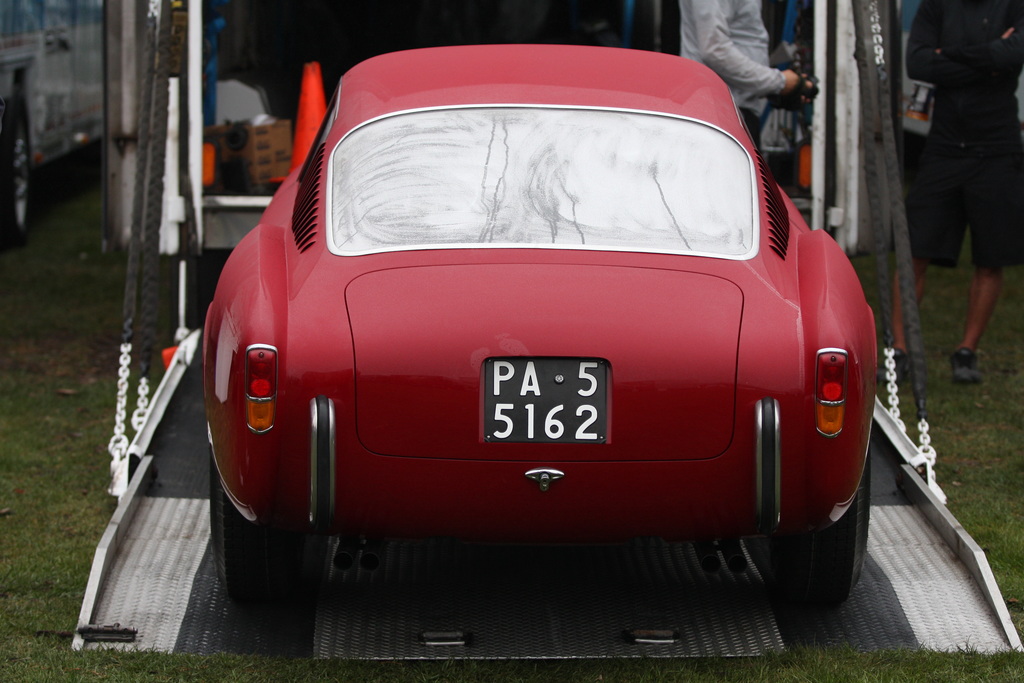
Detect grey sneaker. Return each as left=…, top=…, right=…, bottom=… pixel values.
left=950, top=348, right=982, bottom=384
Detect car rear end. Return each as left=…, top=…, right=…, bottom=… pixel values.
left=258, top=103, right=871, bottom=543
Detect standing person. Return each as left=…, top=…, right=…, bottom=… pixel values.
left=676, top=0, right=804, bottom=147
left=889, top=0, right=1024, bottom=384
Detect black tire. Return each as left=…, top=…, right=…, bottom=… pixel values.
left=0, top=90, right=30, bottom=248
left=209, top=454, right=305, bottom=601
left=771, top=455, right=871, bottom=604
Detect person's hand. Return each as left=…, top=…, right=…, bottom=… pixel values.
left=1003, top=27, right=1015, bottom=39
left=770, top=72, right=818, bottom=110
left=781, top=69, right=802, bottom=94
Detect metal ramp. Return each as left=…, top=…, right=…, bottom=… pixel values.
left=74, top=335, right=1022, bottom=657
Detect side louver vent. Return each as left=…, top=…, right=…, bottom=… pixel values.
left=291, top=143, right=325, bottom=254
left=757, top=154, right=790, bottom=260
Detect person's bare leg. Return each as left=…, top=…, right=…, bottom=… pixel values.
left=957, top=266, right=1003, bottom=351
left=949, top=266, right=1001, bottom=383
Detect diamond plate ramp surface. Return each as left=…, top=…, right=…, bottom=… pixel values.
left=869, top=505, right=1009, bottom=653
left=314, top=538, right=783, bottom=658
left=744, top=541, right=919, bottom=651
left=174, top=548, right=320, bottom=657
left=87, top=497, right=208, bottom=651
left=87, top=499, right=1016, bottom=657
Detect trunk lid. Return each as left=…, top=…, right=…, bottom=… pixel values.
left=347, top=263, right=743, bottom=461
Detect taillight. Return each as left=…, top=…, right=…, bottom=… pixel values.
left=815, top=349, right=847, bottom=437
left=246, top=345, right=277, bottom=433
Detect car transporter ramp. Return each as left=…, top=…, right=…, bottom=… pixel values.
left=73, top=333, right=1021, bottom=657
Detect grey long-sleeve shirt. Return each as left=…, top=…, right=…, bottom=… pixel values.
left=677, top=0, right=786, bottom=114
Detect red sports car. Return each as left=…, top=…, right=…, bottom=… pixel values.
left=204, top=44, right=876, bottom=604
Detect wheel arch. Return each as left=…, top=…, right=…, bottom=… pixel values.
left=204, top=223, right=291, bottom=523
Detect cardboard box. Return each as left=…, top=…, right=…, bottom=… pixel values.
left=204, top=119, right=293, bottom=190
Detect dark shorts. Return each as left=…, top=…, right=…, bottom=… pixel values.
left=904, top=153, right=1024, bottom=268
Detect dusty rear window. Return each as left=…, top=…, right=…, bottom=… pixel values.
left=328, top=106, right=757, bottom=259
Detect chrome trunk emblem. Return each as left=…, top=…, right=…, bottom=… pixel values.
left=525, top=468, right=564, bottom=492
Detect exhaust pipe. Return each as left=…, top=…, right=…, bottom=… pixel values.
left=694, top=541, right=721, bottom=573
left=694, top=540, right=747, bottom=573
left=333, top=537, right=358, bottom=570
left=360, top=553, right=380, bottom=571
left=719, top=538, right=747, bottom=573
left=359, top=542, right=382, bottom=571
left=334, top=538, right=385, bottom=571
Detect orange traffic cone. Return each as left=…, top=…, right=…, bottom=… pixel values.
left=161, top=346, right=178, bottom=370
left=291, top=62, right=327, bottom=171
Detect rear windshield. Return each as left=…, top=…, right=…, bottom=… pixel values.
left=328, top=106, right=757, bottom=259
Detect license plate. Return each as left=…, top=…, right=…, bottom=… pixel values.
left=484, top=358, right=608, bottom=443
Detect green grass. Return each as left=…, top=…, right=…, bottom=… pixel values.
left=1, top=151, right=1023, bottom=680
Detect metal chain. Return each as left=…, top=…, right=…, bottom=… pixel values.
left=108, top=0, right=166, bottom=497
left=914, top=416, right=944, bottom=503
left=883, top=345, right=940, bottom=460
left=108, top=343, right=133, bottom=461
left=917, top=418, right=937, bottom=461
left=883, top=346, right=905, bottom=431
left=881, top=347, right=945, bottom=502
left=131, top=377, right=151, bottom=432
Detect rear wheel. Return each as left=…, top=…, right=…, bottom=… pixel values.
left=209, top=454, right=305, bottom=601
left=771, top=455, right=870, bottom=603
left=0, top=90, right=30, bottom=248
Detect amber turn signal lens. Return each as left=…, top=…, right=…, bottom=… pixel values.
left=246, top=399, right=276, bottom=433
left=816, top=402, right=846, bottom=437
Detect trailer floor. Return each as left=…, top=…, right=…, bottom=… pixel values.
left=79, top=357, right=1019, bottom=657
